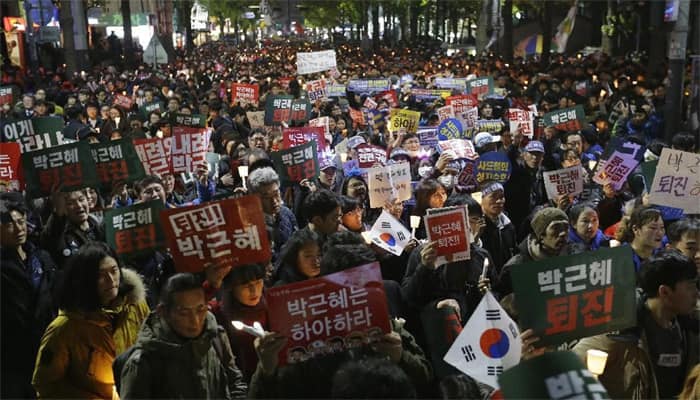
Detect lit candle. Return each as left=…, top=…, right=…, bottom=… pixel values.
left=609, top=240, right=621, bottom=248
left=586, top=349, right=608, bottom=377
left=232, top=321, right=265, bottom=338
left=410, top=216, right=421, bottom=238
left=340, top=152, right=348, bottom=163
left=471, top=192, right=483, bottom=204
left=238, top=166, right=249, bottom=190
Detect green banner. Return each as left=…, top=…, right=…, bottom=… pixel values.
left=498, top=351, right=610, bottom=399
left=2, top=117, right=64, bottom=153
left=21, top=141, right=99, bottom=198
left=140, top=101, right=163, bottom=116
left=264, top=96, right=311, bottom=126
left=105, top=200, right=166, bottom=258
left=543, top=105, right=586, bottom=132
left=510, top=246, right=636, bottom=347
left=270, top=141, right=319, bottom=184
left=640, top=160, right=657, bottom=193
left=174, top=113, right=206, bottom=127
left=466, top=76, right=494, bottom=97
left=90, top=139, right=146, bottom=190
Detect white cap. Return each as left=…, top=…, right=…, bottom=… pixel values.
left=474, top=132, right=502, bottom=148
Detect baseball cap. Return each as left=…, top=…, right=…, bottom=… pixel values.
left=524, top=140, right=545, bottom=153
left=474, top=132, right=502, bottom=148
left=347, top=135, right=366, bottom=150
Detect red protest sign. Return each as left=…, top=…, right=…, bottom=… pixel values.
left=424, top=206, right=470, bottom=266
left=306, top=79, right=327, bottom=101
left=266, top=262, right=391, bottom=366
left=0, top=142, right=22, bottom=191
left=133, top=137, right=173, bottom=177
left=355, top=144, right=387, bottom=169
left=283, top=126, right=327, bottom=151
left=0, top=86, right=13, bottom=106
left=171, top=127, right=210, bottom=174
left=349, top=108, right=366, bottom=128
left=446, top=94, right=478, bottom=114
left=161, top=196, right=271, bottom=273
left=278, top=77, right=293, bottom=89
left=113, top=94, right=134, bottom=110
left=376, top=90, right=399, bottom=108
left=231, top=83, right=259, bottom=106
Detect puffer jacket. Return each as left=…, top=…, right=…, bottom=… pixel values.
left=32, top=269, right=149, bottom=399
left=40, top=213, right=106, bottom=269
left=119, top=311, right=248, bottom=399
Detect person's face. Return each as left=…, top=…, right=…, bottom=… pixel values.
left=575, top=208, right=599, bottom=243
left=140, top=182, right=167, bottom=204
left=468, top=213, right=484, bottom=242
left=249, top=133, right=268, bottom=150
left=87, top=106, right=98, bottom=119
left=523, top=151, right=544, bottom=169
left=22, top=96, right=34, bottom=109
left=671, top=231, right=700, bottom=271
left=0, top=210, right=27, bottom=248
left=78, top=93, right=88, bottom=103
left=481, top=190, right=505, bottom=218
left=232, top=278, right=264, bottom=307
left=665, top=278, right=699, bottom=317
left=540, top=221, right=569, bottom=254
left=428, top=186, right=448, bottom=209
left=565, top=134, right=583, bottom=155
left=319, top=167, right=337, bottom=187
left=342, top=207, right=363, bottom=232
left=633, top=216, right=665, bottom=249
left=162, top=173, right=175, bottom=194
left=97, top=256, right=120, bottom=306
left=145, top=91, right=154, bottom=101
left=501, top=131, right=513, bottom=147
left=346, top=178, right=366, bottom=201
left=100, top=107, right=110, bottom=119
left=65, top=191, right=90, bottom=225
left=66, top=97, right=77, bottom=106
left=481, top=104, right=493, bottom=118
left=328, top=119, right=337, bottom=132
left=258, top=183, right=282, bottom=216
left=85, top=187, right=99, bottom=209
left=149, top=113, right=161, bottom=125
left=34, top=103, right=47, bottom=115
left=331, top=106, right=342, bottom=116
left=562, top=152, right=581, bottom=168
left=163, top=288, right=208, bottom=339
left=313, top=206, right=342, bottom=235
left=336, top=119, right=346, bottom=131
left=35, top=90, right=46, bottom=101
left=296, top=242, right=321, bottom=278
left=180, top=107, right=192, bottom=115
left=402, top=137, right=420, bottom=153
left=130, top=121, right=143, bottom=131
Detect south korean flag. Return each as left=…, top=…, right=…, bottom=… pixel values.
left=443, top=291, right=522, bottom=388
left=367, top=210, right=413, bottom=256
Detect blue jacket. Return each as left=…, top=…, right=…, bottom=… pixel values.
left=568, top=228, right=610, bottom=251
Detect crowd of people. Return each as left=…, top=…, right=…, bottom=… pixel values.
left=1, top=38, right=699, bottom=399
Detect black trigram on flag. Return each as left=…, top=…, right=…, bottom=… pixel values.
left=485, top=309, right=500, bottom=321
left=461, top=345, right=476, bottom=362
left=487, top=366, right=504, bottom=376
left=396, top=231, right=406, bottom=240
left=381, top=222, right=391, bottom=229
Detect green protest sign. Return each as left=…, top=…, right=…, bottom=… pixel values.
left=174, top=113, right=206, bottom=127
left=510, top=246, right=636, bottom=347
left=270, top=141, right=319, bottom=184
left=264, top=96, right=310, bottom=126
left=466, top=76, right=494, bottom=97
left=90, top=139, right=146, bottom=190
left=140, top=101, right=163, bottom=116
left=2, top=117, right=64, bottom=153
left=498, top=351, right=610, bottom=399
left=543, top=105, right=586, bottom=132
left=105, top=200, right=166, bottom=258
left=640, top=160, right=658, bottom=193
left=21, top=141, right=99, bottom=198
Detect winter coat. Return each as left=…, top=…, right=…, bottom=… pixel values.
left=40, top=213, right=106, bottom=269
left=1, top=242, right=58, bottom=399
left=480, top=213, right=518, bottom=275
left=269, top=205, right=298, bottom=266
left=32, top=269, right=149, bottom=399
left=504, top=157, right=548, bottom=242
left=568, top=228, right=610, bottom=251
left=119, top=311, right=248, bottom=399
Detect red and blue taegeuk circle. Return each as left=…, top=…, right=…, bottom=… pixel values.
left=479, top=328, right=510, bottom=358
left=379, top=233, right=396, bottom=246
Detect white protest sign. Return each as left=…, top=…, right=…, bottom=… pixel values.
left=543, top=165, right=584, bottom=201
left=367, top=162, right=412, bottom=208
left=296, top=50, right=337, bottom=75
left=459, top=107, right=479, bottom=130
left=437, top=105, right=456, bottom=122
left=306, top=79, right=328, bottom=101
left=593, top=151, right=639, bottom=190
left=246, top=111, right=265, bottom=129
left=507, top=109, right=534, bottom=138
left=368, top=210, right=413, bottom=256
left=437, top=139, right=478, bottom=160
left=648, top=148, right=700, bottom=213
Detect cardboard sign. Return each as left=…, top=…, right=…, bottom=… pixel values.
left=437, top=118, right=464, bottom=140
left=418, top=128, right=438, bottom=148
left=458, top=159, right=479, bottom=191
left=376, top=90, right=399, bottom=108
left=348, top=108, right=366, bottom=128
left=308, top=116, right=330, bottom=139
left=271, top=141, right=320, bottom=184
left=363, top=97, right=378, bottom=109
left=437, top=105, right=456, bottom=122
left=388, top=108, right=420, bottom=133
left=499, top=351, right=610, bottom=400
left=412, top=88, right=452, bottom=101
left=264, top=96, right=311, bottom=126
left=476, top=151, right=512, bottom=183
left=327, top=83, right=347, bottom=97
left=105, top=200, right=166, bottom=257
left=266, top=262, right=392, bottom=366
left=424, top=206, right=470, bottom=266
left=446, top=94, right=479, bottom=114
left=0, top=142, right=22, bottom=191
left=90, top=139, right=146, bottom=189
left=543, top=105, right=586, bottom=132
left=648, top=148, right=700, bottom=213
left=475, top=119, right=505, bottom=134
left=347, top=79, right=392, bottom=93
left=2, top=117, right=64, bottom=153
left=368, top=210, right=413, bottom=256
left=507, top=109, right=534, bottom=138
left=162, top=196, right=271, bottom=272
left=437, top=139, right=478, bottom=160
left=434, top=77, right=467, bottom=91
left=459, top=107, right=480, bottom=133
left=112, top=94, right=134, bottom=110
left=133, top=137, right=173, bottom=177
left=0, top=86, right=14, bottom=106
left=366, top=109, right=387, bottom=131
left=466, top=77, right=494, bottom=97
left=231, top=83, right=259, bottom=106
left=543, top=166, right=585, bottom=201
left=306, top=79, right=327, bottom=101
left=140, top=101, right=163, bottom=115
left=593, top=151, right=638, bottom=190
left=246, top=111, right=265, bottom=129
left=366, top=162, right=411, bottom=208
left=296, top=49, right=337, bottom=75
left=21, top=141, right=99, bottom=198
left=511, top=246, right=637, bottom=346
left=355, top=144, right=387, bottom=169
left=283, top=126, right=327, bottom=152
left=171, top=127, right=210, bottom=174
left=174, top=113, right=206, bottom=128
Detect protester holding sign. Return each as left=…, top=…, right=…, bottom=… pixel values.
left=410, top=179, right=448, bottom=240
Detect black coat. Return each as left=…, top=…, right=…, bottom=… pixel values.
left=480, top=214, right=518, bottom=276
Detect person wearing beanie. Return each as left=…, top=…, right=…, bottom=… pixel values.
left=495, top=207, right=585, bottom=296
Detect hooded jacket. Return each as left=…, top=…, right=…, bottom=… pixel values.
left=32, top=269, right=149, bottom=399
left=119, top=311, right=247, bottom=399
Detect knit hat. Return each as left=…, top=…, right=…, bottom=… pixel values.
left=531, top=207, right=569, bottom=239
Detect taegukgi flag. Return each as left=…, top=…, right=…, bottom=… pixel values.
left=368, top=210, right=413, bottom=256
left=443, top=291, right=521, bottom=388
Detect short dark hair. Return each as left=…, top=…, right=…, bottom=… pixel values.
left=638, top=250, right=697, bottom=298
left=667, top=218, right=700, bottom=244
left=413, top=179, right=442, bottom=217
left=303, top=189, right=340, bottom=221
left=59, top=242, right=126, bottom=312
left=278, top=229, right=320, bottom=279
left=339, top=195, right=361, bottom=214
left=0, top=192, right=28, bottom=224
left=224, top=263, right=265, bottom=288
left=439, top=374, right=484, bottom=399
left=135, top=175, right=164, bottom=196
left=444, top=193, right=482, bottom=217
left=671, top=132, right=696, bottom=152
left=331, top=357, right=416, bottom=399
left=568, top=203, right=597, bottom=224
left=620, top=205, right=662, bottom=243
left=159, top=273, right=204, bottom=311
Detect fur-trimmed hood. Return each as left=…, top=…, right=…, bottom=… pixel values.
left=121, top=267, right=147, bottom=306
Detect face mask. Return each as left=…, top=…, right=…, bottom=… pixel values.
left=418, top=166, right=432, bottom=178
left=437, top=175, right=455, bottom=189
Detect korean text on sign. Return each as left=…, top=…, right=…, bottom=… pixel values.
left=543, top=166, right=584, bottom=200
left=21, top=141, right=98, bottom=198
left=648, top=148, right=700, bottom=213
left=0, top=142, right=22, bottom=191
left=171, top=127, right=210, bottom=174
left=424, top=206, right=470, bottom=266
left=106, top=200, right=165, bottom=257
left=134, top=137, right=173, bottom=177
left=272, top=141, right=319, bottom=184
